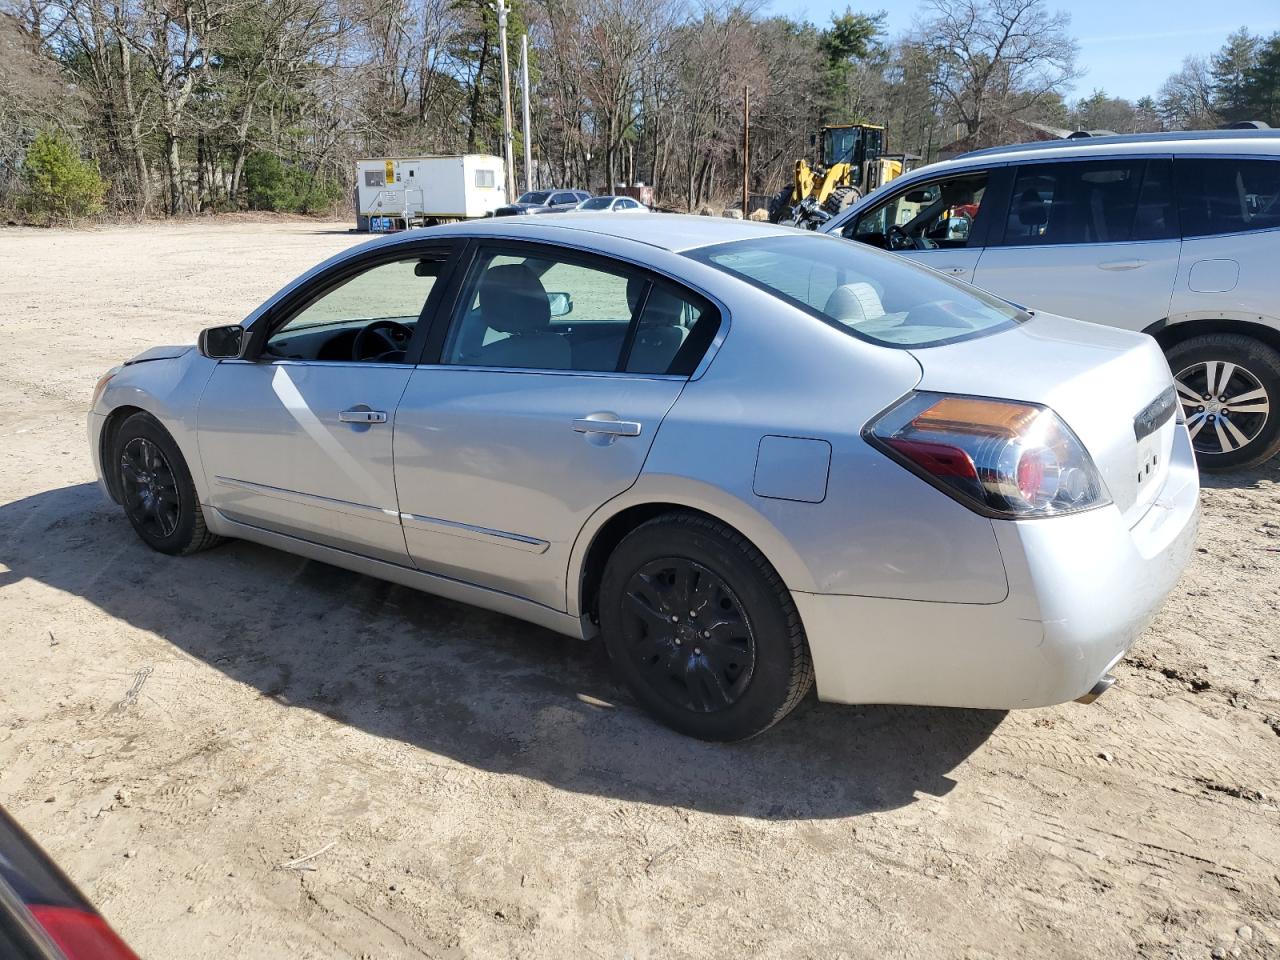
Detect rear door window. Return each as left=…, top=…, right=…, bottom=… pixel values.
left=439, top=244, right=720, bottom=375
left=999, top=159, right=1176, bottom=246
left=1175, top=157, right=1280, bottom=237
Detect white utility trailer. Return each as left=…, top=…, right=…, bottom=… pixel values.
left=354, top=154, right=507, bottom=231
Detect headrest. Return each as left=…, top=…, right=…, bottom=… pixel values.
left=1016, top=188, right=1048, bottom=227
left=823, top=282, right=885, bottom=325
left=478, top=264, right=551, bottom=334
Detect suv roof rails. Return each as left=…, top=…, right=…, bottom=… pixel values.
left=957, top=128, right=1280, bottom=161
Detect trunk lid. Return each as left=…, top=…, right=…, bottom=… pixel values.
left=908, top=312, right=1179, bottom=527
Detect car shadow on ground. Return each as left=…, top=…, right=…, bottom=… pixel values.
left=1197, top=456, right=1280, bottom=490
left=1, top=484, right=1007, bottom=820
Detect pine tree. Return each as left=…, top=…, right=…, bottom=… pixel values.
left=1212, top=28, right=1259, bottom=122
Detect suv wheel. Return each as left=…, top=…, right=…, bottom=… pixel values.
left=1167, top=334, right=1280, bottom=471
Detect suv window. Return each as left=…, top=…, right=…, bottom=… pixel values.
left=846, top=172, right=988, bottom=250
left=1000, top=159, right=1176, bottom=246
left=442, top=248, right=717, bottom=374
left=1176, top=157, right=1280, bottom=237
left=551, top=192, right=577, bottom=206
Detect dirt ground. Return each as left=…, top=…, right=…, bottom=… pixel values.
left=1, top=218, right=1278, bottom=960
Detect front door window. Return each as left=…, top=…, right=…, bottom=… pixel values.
left=846, top=173, right=989, bottom=251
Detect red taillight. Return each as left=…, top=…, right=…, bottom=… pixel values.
left=866, top=392, right=1108, bottom=518
left=885, top=438, right=978, bottom=480
left=28, top=905, right=140, bottom=960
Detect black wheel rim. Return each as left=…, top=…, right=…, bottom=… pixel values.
left=619, top=558, right=756, bottom=714
left=119, top=437, right=181, bottom=539
left=1174, top=360, right=1271, bottom=457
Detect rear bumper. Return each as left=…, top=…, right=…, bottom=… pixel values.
left=796, top=424, right=1200, bottom=709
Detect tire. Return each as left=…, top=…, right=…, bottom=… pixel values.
left=113, top=412, right=223, bottom=555
left=822, top=185, right=860, bottom=217
left=1165, top=334, right=1280, bottom=472
left=767, top=187, right=793, bottom=223
left=598, top=512, right=814, bottom=741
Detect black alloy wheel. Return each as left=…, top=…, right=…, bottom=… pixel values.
left=619, top=557, right=757, bottom=714
left=119, top=436, right=181, bottom=541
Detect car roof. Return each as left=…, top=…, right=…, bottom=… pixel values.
left=371, top=212, right=795, bottom=253
left=923, top=128, right=1280, bottom=175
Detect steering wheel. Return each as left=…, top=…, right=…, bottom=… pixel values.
left=887, top=224, right=939, bottom=251
left=886, top=224, right=914, bottom=251
left=352, top=319, right=412, bottom=363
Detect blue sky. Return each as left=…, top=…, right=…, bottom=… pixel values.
left=768, top=0, right=1280, bottom=101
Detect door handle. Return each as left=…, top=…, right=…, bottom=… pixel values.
left=339, top=408, right=388, bottom=424
left=1098, top=259, right=1148, bottom=271
left=572, top=417, right=642, bottom=437
left=938, top=265, right=968, bottom=275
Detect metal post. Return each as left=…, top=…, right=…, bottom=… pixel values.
left=741, top=83, right=750, bottom=217
left=493, top=0, right=516, bottom=200
left=520, top=34, right=533, bottom=193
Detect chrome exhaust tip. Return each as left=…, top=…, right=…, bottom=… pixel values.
left=1075, top=674, right=1116, bottom=705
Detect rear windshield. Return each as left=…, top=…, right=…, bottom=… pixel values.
left=686, top=234, right=1026, bottom=348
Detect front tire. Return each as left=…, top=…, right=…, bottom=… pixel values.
left=1167, top=334, right=1280, bottom=471
left=113, top=412, right=223, bottom=555
left=823, top=185, right=860, bottom=217
left=599, top=513, right=814, bottom=741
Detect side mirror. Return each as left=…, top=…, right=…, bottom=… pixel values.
left=198, top=324, right=245, bottom=359
left=547, top=292, right=573, bottom=317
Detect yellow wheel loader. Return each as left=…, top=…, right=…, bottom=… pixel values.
left=770, top=123, right=913, bottom=229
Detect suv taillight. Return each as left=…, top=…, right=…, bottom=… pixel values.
left=865, top=392, right=1110, bottom=518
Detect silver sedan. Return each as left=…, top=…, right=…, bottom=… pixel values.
left=88, top=214, right=1200, bottom=740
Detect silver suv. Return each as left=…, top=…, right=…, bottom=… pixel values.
left=823, top=130, right=1280, bottom=470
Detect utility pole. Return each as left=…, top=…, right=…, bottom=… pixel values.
left=492, top=0, right=516, bottom=200
left=520, top=33, right=532, bottom=193
left=741, top=83, right=750, bottom=217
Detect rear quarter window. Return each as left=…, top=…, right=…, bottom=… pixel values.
left=1176, top=157, right=1280, bottom=237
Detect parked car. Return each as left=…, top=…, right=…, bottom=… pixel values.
left=89, top=215, right=1198, bottom=740
left=493, top=189, right=590, bottom=216
left=0, top=806, right=138, bottom=960
left=823, top=128, right=1280, bottom=470
left=575, top=195, right=649, bottom=213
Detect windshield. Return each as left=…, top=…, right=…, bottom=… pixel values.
left=579, top=197, right=614, bottom=210
left=517, top=191, right=551, bottom=204
left=687, top=235, right=1026, bottom=348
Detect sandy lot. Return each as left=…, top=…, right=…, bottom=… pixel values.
left=1, top=218, right=1278, bottom=960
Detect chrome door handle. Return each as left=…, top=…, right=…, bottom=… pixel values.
left=338, top=408, right=388, bottom=423
left=1099, top=259, right=1148, bottom=271
left=572, top=417, right=642, bottom=437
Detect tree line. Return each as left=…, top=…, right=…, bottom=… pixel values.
left=2, top=0, right=1279, bottom=222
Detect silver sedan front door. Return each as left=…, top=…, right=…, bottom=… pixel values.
left=198, top=249, right=454, bottom=563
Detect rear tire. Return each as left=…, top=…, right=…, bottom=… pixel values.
left=113, top=412, right=223, bottom=555
left=599, top=512, right=813, bottom=741
left=1166, top=334, right=1280, bottom=471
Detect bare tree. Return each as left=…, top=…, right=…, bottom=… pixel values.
left=916, top=0, right=1078, bottom=143
left=1157, top=55, right=1218, bottom=130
